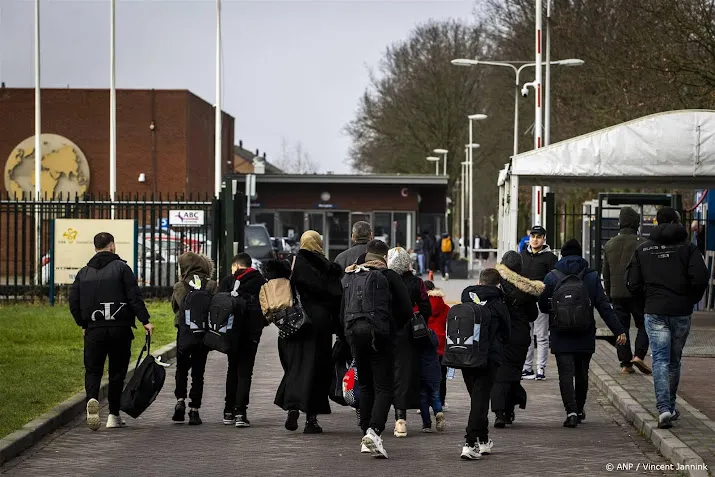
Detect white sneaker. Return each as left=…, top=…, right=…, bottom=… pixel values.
left=445, top=273, right=450, bottom=281
left=394, top=419, right=407, bottom=438
left=442, top=402, right=449, bottom=411
left=106, top=413, right=127, bottom=429
left=479, top=439, right=493, bottom=455
left=360, top=443, right=371, bottom=454
left=361, top=428, right=388, bottom=459
left=86, top=398, right=101, bottom=431
left=435, top=412, right=446, bottom=432
left=461, top=443, right=482, bottom=460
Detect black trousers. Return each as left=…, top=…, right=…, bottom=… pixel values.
left=349, top=333, right=395, bottom=435
left=555, top=352, right=592, bottom=415
left=225, top=335, right=260, bottom=414
left=462, top=363, right=499, bottom=445
left=439, top=356, right=447, bottom=405
left=612, top=298, right=649, bottom=367
left=84, top=326, right=133, bottom=416
left=174, top=331, right=210, bottom=409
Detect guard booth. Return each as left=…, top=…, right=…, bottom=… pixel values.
left=545, top=192, right=682, bottom=274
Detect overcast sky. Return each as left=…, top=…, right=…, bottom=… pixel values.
left=1, top=0, right=475, bottom=173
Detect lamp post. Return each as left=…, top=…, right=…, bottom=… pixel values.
left=451, top=58, right=584, bottom=228
left=467, top=113, right=487, bottom=275
left=426, top=156, right=440, bottom=176
left=434, top=149, right=448, bottom=176
left=460, top=157, right=469, bottom=257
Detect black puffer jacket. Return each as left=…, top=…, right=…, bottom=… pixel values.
left=603, top=207, right=645, bottom=299
left=219, top=268, right=267, bottom=342
left=627, top=223, right=709, bottom=316
left=460, top=285, right=511, bottom=365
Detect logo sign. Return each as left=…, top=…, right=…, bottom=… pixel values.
left=169, top=210, right=205, bottom=227
left=54, top=219, right=136, bottom=285
left=316, top=203, right=337, bottom=209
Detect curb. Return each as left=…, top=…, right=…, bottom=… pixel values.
left=590, top=349, right=711, bottom=477
left=0, top=341, right=177, bottom=466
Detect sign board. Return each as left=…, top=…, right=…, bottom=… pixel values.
left=53, top=219, right=136, bottom=285
left=159, top=218, right=169, bottom=230
left=316, top=203, right=337, bottom=209
left=169, top=210, right=205, bottom=227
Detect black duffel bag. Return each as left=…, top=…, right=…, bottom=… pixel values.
left=120, top=334, right=166, bottom=418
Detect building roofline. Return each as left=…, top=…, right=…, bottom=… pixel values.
left=226, top=173, right=449, bottom=186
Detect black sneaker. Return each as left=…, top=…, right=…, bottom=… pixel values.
left=577, top=411, right=586, bottom=423
left=507, top=412, right=515, bottom=424
left=172, top=400, right=186, bottom=422
left=521, top=370, right=535, bottom=380
left=563, top=414, right=578, bottom=428
left=494, top=413, right=507, bottom=429
left=304, top=416, right=323, bottom=434
left=285, top=410, right=300, bottom=431
left=235, top=414, right=251, bottom=428
left=421, top=423, right=433, bottom=433
left=223, top=411, right=236, bottom=425
left=188, top=410, right=202, bottom=426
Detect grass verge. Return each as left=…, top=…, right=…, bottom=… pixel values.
left=0, top=302, right=175, bottom=439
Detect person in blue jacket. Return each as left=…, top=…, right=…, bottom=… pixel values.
left=539, top=239, right=626, bottom=428
left=518, top=229, right=531, bottom=252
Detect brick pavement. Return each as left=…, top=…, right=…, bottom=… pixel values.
left=1, top=324, right=681, bottom=477
left=592, top=341, right=715, bottom=473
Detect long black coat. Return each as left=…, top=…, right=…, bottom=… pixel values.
left=490, top=264, right=544, bottom=413
left=272, top=250, right=343, bottom=415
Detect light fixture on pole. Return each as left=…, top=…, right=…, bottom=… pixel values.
left=460, top=157, right=469, bottom=257
left=214, top=0, right=222, bottom=278
left=33, top=0, right=42, bottom=285
left=434, top=149, right=448, bottom=176
left=109, top=0, right=117, bottom=219
left=452, top=57, right=584, bottom=231
left=426, top=156, right=440, bottom=176
left=467, top=113, right=486, bottom=276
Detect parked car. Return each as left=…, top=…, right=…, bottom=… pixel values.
left=246, top=224, right=276, bottom=268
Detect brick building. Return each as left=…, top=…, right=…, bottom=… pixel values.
left=0, top=88, right=234, bottom=197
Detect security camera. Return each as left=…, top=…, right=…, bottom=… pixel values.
left=521, top=87, right=529, bottom=97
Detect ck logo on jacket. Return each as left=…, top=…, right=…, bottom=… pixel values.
left=91, top=302, right=128, bottom=322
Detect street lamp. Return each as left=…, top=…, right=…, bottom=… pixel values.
left=434, top=148, right=448, bottom=176
left=452, top=57, right=584, bottom=227
left=426, top=156, right=440, bottom=176
left=460, top=157, right=470, bottom=257
left=466, top=112, right=485, bottom=276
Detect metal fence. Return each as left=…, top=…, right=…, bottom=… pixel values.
left=0, top=192, right=216, bottom=302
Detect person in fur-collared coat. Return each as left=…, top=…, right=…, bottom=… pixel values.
left=269, top=231, right=343, bottom=435
left=490, top=251, right=545, bottom=428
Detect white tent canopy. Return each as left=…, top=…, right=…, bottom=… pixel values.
left=497, top=110, right=715, bottom=256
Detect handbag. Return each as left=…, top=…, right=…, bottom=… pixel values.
left=411, top=311, right=429, bottom=340
left=274, top=255, right=311, bottom=339
left=120, top=335, right=166, bottom=418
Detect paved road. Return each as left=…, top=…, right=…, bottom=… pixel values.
left=2, top=323, right=678, bottom=477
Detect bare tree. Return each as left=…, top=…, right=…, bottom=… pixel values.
left=274, top=138, right=319, bottom=174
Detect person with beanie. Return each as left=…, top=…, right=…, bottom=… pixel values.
left=627, top=207, right=709, bottom=429
left=603, top=207, right=650, bottom=375
left=520, top=225, right=558, bottom=381
left=490, top=251, right=545, bottom=428
left=387, top=247, right=431, bottom=438
left=341, top=240, right=414, bottom=458
left=539, top=239, right=627, bottom=428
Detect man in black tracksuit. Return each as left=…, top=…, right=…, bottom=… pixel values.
left=69, top=232, right=153, bottom=431
left=627, top=207, right=709, bottom=429
left=520, top=225, right=558, bottom=380
left=219, top=253, right=268, bottom=428
left=342, top=239, right=414, bottom=459
left=459, top=268, right=511, bottom=460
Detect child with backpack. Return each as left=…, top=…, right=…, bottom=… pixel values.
left=171, top=252, right=217, bottom=426
left=448, top=268, right=510, bottom=460
left=424, top=280, right=449, bottom=407
left=341, top=239, right=414, bottom=459
left=418, top=328, right=446, bottom=433
left=219, top=253, right=267, bottom=428
left=538, top=239, right=627, bottom=428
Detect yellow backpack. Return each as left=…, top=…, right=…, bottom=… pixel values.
left=441, top=238, right=452, bottom=253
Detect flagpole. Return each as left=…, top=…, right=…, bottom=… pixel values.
left=110, top=0, right=117, bottom=218
left=214, top=0, right=222, bottom=199
left=34, top=0, right=42, bottom=285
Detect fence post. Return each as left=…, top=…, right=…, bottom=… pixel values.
left=49, top=219, right=55, bottom=306
left=545, top=192, right=556, bottom=250
left=211, top=196, right=222, bottom=280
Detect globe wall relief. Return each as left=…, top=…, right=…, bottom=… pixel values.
left=4, top=134, right=90, bottom=198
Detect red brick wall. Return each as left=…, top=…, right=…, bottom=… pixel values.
left=0, top=88, right=234, bottom=198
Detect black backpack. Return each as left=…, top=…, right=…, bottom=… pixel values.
left=411, top=312, right=429, bottom=340
left=178, top=274, right=212, bottom=353
left=442, top=302, right=492, bottom=369
left=342, top=268, right=391, bottom=338
left=120, top=335, right=166, bottom=418
left=549, top=269, right=593, bottom=333
left=204, top=279, right=246, bottom=354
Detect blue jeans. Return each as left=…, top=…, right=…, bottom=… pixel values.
left=420, top=381, right=443, bottom=426
left=644, top=314, right=691, bottom=415
left=417, top=253, right=425, bottom=275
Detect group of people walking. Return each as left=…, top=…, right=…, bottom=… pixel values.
left=68, top=205, right=708, bottom=461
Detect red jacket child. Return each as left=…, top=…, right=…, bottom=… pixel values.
left=424, top=282, right=449, bottom=356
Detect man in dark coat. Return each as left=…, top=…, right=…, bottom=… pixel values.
left=219, top=253, right=268, bottom=428
left=539, top=239, right=626, bottom=428
left=603, top=207, right=650, bottom=375
left=627, top=207, right=709, bottom=429
left=335, top=221, right=373, bottom=270
left=490, top=251, right=545, bottom=428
